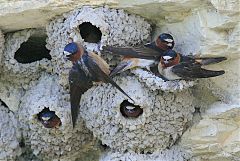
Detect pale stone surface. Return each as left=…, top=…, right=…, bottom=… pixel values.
left=0, top=29, right=4, bottom=66
left=100, top=146, right=191, bottom=161
left=181, top=105, right=240, bottom=161
left=0, top=80, right=23, bottom=112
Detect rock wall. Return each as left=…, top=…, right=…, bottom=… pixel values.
left=0, top=0, right=239, bottom=161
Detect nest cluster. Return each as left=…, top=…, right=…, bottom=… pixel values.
left=0, top=6, right=197, bottom=160
left=80, top=76, right=195, bottom=153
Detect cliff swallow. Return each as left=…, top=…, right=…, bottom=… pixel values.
left=102, top=33, right=174, bottom=76
left=158, top=49, right=226, bottom=80
left=64, top=42, right=134, bottom=128
left=37, top=108, right=61, bottom=128
left=120, top=100, right=143, bottom=118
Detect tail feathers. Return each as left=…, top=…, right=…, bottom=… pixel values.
left=190, top=69, right=225, bottom=78
left=195, top=57, right=227, bottom=65
left=108, top=78, right=135, bottom=103
left=71, top=105, right=79, bottom=128
left=110, top=61, right=131, bottom=77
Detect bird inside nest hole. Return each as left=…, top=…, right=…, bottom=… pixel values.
left=120, top=100, right=143, bottom=118
left=37, top=107, right=61, bottom=128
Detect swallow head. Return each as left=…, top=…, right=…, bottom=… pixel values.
left=41, top=116, right=51, bottom=121
left=37, top=108, right=61, bottom=128
left=39, top=110, right=55, bottom=119
left=156, top=33, right=174, bottom=50
left=161, top=49, right=180, bottom=67
left=120, top=100, right=143, bottom=118
left=162, top=55, right=174, bottom=64
left=63, top=42, right=83, bottom=63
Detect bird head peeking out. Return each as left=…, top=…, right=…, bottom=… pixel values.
left=156, top=33, right=174, bottom=50
left=63, top=42, right=84, bottom=63
left=37, top=108, right=61, bottom=128
left=160, top=49, right=180, bottom=68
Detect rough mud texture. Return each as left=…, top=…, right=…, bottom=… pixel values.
left=80, top=76, right=195, bottom=153
left=100, top=146, right=190, bottom=161
left=0, top=29, right=4, bottom=66
left=46, top=6, right=151, bottom=88
left=0, top=80, right=23, bottom=112
left=0, top=103, right=22, bottom=160
left=18, top=74, right=96, bottom=161
left=1, top=29, right=51, bottom=87
left=132, top=69, right=195, bottom=91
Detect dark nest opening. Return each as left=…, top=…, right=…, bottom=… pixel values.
left=0, top=99, right=8, bottom=108
left=79, top=22, right=102, bottom=43
left=37, top=107, right=61, bottom=128
left=14, top=33, right=51, bottom=64
left=120, top=100, right=143, bottom=118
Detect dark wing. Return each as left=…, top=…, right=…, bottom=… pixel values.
left=109, top=61, right=129, bottom=77
left=69, top=63, right=93, bottom=128
left=172, top=62, right=225, bottom=79
left=85, top=55, right=135, bottom=102
left=102, top=45, right=163, bottom=60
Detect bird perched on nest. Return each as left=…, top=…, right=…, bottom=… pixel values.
left=102, top=33, right=175, bottom=76
left=64, top=41, right=134, bottom=128
left=158, top=49, right=227, bottom=80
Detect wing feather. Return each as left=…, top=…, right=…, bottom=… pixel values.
left=172, top=62, right=225, bottom=79
left=85, top=55, right=134, bottom=102
left=69, top=63, right=93, bottom=128
left=102, top=45, right=162, bottom=60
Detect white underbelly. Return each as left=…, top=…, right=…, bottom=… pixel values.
left=138, top=59, right=155, bottom=67
left=158, top=66, right=181, bottom=80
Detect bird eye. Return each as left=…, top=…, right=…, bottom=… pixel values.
left=120, top=100, right=143, bottom=118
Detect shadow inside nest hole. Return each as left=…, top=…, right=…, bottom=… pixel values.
left=36, top=107, right=62, bottom=128
left=120, top=100, right=143, bottom=118
left=0, top=99, right=8, bottom=108
left=0, top=99, right=12, bottom=112
left=79, top=22, right=102, bottom=43
left=14, top=29, right=52, bottom=64
left=98, top=141, right=111, bottom=151
left=14, top=31, right=51, bottom=64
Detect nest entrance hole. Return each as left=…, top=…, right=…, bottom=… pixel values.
left=79, top=22, right=102, bottom=43
left=14, top=32, right=51, bottom=64
left=120, top=100, right=143, bottom=118
left=0, top=99, right=8, bottom=108
left=37, top=107, right=61, bottom=128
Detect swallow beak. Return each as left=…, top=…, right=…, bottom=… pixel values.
left=43, top=120, right=48, bottom=124
left=164, top=60, right=169, bottom=64
left=63, top=51, right=72, bottom=61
